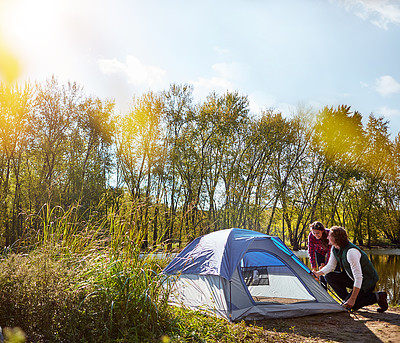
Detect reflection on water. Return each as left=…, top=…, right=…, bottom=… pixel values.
left=295, top=249, right=400, bottom=306
left=369, top=254, right=399, bottom=306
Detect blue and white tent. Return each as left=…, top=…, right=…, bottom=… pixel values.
left=163, top=228, right=344, bottom=321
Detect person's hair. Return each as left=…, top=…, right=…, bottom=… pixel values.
left=329, top=226, right=349, bottom=248
left=309, top=221, right=329, bottom=247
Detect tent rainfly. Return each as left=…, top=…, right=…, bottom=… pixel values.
left=163, top=228, right=344, bottom=321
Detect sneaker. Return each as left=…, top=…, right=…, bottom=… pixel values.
left=377, top=291, right=388, bottom=313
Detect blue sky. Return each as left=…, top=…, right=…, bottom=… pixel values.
left=1, top=0, right=400, bottom=136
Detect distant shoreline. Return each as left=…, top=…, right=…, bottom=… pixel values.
left=294, top=247, right=400, bottom=258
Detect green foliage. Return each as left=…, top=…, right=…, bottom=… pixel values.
left=0, top=78, right=114, bottom=247
left=0, top=251, right=82, bottom=342
left=2, top=77, right=400, bottom=342
left=1, top=78, right=400, bottom=261
left=74, top=252, right=172, bottom=342
left=0, top=204, right=275, bottom=342
left=166, top=308, right=270, bottom=343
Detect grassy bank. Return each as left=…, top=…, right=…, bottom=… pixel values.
left=0, top=243, right=281, bottom=342
left=0, top=205, right=283, bottom=343
left=1, top=205, right=395, bottom=342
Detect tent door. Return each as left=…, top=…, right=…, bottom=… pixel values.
left=240, top=250, right=315, bottom=304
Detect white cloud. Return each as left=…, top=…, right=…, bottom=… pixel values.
left=247, top=91, right=300, bottom=118
left=333, top=0, right=400, bottom=29
left=98, top=55, right=167, bottom=88
left=375, top=75, right=400, bottom=96
left=212, top=62, right=244, bottom=80
left=193, top=76, right=234, bottom=95
left=191, top=62, right=243, bottom=100
left=248, top=91, right=277, bottom=113
left=378, top=105, right=400, bottom=118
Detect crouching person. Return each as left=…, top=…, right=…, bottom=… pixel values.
left=313, top=226, right=388, bottom=312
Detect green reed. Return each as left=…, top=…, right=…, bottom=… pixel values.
left=0, top=201, right=288, bottom=342
left=0, top=201, right=173, bottom=342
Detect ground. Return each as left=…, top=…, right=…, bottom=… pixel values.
left=255, top=305, right=400, bottom=343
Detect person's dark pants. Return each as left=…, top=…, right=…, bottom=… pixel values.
left=325, top=271, right=377, bottom=310
left=315, top=252, right=328, bottom=289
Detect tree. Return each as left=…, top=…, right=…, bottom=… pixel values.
left=269, top=109, right=313, bottom=249
left=28, top=77, right=79, bottom=210
left=237, top=109, right=286, bottom=232
left=161, top=84, right=194, bottom=245
left=380, top=132, right=400, bottom=245
left=115, top=91, right=164, bottom=247
left=68, top=96, right=115, bottom=210
left=197, top=91, right=250, bottom=232
left=361, top=115, right=394, bottom=246
left=312, top=105, right=365, bottom=229
left=0, top=82, right=33, bottom=244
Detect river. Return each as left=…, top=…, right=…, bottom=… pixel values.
left=294, top=249, right=400, bottom=306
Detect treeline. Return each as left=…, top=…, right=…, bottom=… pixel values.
left=1, top=78, right=399, bottom=250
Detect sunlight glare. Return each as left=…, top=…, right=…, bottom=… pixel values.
left=0, top=35, right=20, bottom=84
left=0, top=0, right=78, bottom=82
left=0, top=0, right=21, bottom=83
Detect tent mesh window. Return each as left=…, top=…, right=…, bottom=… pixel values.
left=241, top=266, right=269, bottom=286
left=240, top=251, right=315, bottom=304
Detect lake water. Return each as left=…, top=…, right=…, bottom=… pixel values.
left=295, top=249, right=400, bottom=306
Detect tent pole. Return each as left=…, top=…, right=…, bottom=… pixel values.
left=229, top=280, right=232, bottom=321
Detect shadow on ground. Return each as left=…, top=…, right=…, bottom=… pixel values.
left=252, top=305, right=400, bottom=343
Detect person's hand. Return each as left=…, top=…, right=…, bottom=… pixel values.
left=312, top=270, right=321, bottom=280
left=343, top=288, right=360, bottom=310
left=343, top=297, right=355, bottom=309
left=313, top=270, right=323, bottom=277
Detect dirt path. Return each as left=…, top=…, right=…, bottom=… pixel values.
left=256, top=305, right=400, bottom=343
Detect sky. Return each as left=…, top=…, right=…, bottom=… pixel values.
left=1, top=0, right=400, bottom=136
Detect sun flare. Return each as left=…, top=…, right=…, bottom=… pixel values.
left=0, top=0, right=77, bottom=83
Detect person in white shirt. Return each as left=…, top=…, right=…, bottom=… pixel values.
left=313, top=226, right=388, bottom=312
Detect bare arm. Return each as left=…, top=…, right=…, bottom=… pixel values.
left=313, top=246, right=336, bottom=277
left=344, top=286, right=360, bottom=309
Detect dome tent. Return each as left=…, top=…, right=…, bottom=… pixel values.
left=163, top=228, right=344, bottom=321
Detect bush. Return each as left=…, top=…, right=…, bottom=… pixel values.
left=0, top=247, right=174, bottom=342
left=0, top=204, right=274, bottom=342
left=0, top=250, right=83, bottom=342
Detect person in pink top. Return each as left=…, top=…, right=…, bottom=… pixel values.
left=308, top=221, right=331, bottom=289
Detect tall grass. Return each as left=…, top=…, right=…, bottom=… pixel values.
left=0, top=203, right=174, bottom=342
left=0, top=202, right=280, bottom=342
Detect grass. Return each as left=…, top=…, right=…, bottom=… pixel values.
left=5, top=203, right=378, bottom=342
left=0, top=203, right=290, bottom=343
